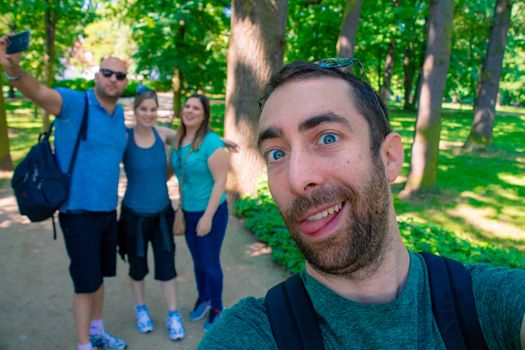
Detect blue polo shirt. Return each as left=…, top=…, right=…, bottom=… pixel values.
left=54, top=88, right=127, bottom=211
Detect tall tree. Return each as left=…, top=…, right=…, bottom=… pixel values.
left=401, top=0, right=454, bottom=197
left=42, top=0, right=59, bottom=131
left=0, top=69, right=13, bottom=171
left=336, top=0, right=363, bottom=59
left=129, top=1, right=228, bottom=117
left=464, top=0, right=513, bottom=151
left=379, top=41, right=395, bottom=104
left=224, top=0, right=288, bottom=196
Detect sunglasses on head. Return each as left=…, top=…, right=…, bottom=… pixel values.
left=313, top=57, right=389, bottom=125
left=258, top=57, right=389, bottom=131
left=99, top=68, right=127, bottom=81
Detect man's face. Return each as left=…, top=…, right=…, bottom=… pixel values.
left=258, top=77, right=393, bottom=275
left=94, top=57, right=128, bottom=99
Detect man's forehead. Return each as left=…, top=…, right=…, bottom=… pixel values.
left=100, top=57, right=127, bottom=71
left=258, top=77, right=354, bottom=130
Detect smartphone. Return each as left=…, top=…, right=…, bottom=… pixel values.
left=6, top=30, right=30, bottom=54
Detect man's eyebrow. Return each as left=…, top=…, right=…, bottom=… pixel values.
left=257, top=127, right=282, bottom=149
left=298, top=113, right=350, bottom=132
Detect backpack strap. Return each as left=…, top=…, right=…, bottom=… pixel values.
left=66, top=92, right=89, bottom=176
left=421, top=252, right=489, bottom=350
left=265, top=273, right=325, bottom=350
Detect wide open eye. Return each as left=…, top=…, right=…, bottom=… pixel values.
left=266, top=149, right=285, bottom=163
left=318, top=133, right=340, bottom=145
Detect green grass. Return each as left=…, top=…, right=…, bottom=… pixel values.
left=3, top=94, right=525, bottom=263
left=389, top=106, right=525, bottom=254
left=233, top=104, right=524, bottom=272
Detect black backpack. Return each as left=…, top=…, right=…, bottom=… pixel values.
left=11, top=93, right=89, bottom=237
left=265, top=252, right=489, bottom=350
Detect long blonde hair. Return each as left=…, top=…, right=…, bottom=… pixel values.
left=174, top=93, right=211, bottom=151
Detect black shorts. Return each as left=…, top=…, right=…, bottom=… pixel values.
left=59, top=211, right=118, bottom=293
left=118, top=204, right=176, bottom=281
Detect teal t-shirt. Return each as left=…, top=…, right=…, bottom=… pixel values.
left=199, top=252, right=525, bottom=349
left=171, top=132, right=226, bottom=212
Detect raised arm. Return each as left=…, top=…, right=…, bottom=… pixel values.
left=0, top=36, right=62, bottom=116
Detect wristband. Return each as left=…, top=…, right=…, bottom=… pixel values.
left=4, top=70, right=22, bottom=81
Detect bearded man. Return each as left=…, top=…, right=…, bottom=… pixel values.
left=198, top=60, right=525, bottom=350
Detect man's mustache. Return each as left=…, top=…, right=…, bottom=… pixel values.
left=283, top=185, right=358, bottom=226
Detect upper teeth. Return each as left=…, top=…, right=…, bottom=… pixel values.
left=306, top=203, right=343, bottom=222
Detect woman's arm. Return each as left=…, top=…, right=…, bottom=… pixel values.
left=155, top=125, right=177, bottom=145
left=196, top=148, right=229, bottom=236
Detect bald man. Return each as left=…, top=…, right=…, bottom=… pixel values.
left=1, top=38, right=128, bottom=350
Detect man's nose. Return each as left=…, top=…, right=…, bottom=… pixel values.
left=287, top=147, right=324, bottom=196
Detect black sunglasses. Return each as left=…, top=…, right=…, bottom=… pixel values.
left=258, top=57, right=389, bottom=130
left=99, top=68, right=127, bottom=81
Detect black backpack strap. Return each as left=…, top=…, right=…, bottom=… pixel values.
left=67, top=92, right=89, bottom=176
left=265, top=273, right=325, bottom=350
left=421, top=252, right=488, bottom=350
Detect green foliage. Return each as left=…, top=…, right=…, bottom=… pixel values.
left=125, top=0, right=229, bottom=95
left=0, top=0, right=96, bottom=80
left=235, top=178, right=524, bottom=273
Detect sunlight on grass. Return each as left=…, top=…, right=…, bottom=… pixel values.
left=3, top=98, right=525, bottom=256
left=498, top=173, right=525, bottom=186
left=391, top=105, right=525, bottom=254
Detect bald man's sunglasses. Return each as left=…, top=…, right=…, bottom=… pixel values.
left=99, top=68, right=127, bottom=81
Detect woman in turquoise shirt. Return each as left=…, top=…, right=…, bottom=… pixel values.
left=171, top=94, right=229, bottom=331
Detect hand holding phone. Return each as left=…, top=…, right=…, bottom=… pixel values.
left=6, top=30, right=30, bottom=54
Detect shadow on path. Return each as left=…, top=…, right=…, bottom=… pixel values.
left=0, top=175, right=287, bottom=349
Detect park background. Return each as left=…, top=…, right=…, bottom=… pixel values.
left=1, top=0, right=524, bottom=286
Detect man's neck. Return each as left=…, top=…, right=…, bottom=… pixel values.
left=94, top=90, right=118, bottom=115
left=306, top=226, right=410, bottom=304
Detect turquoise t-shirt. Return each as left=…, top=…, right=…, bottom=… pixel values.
left=199, top=252, right=525, bottom=349
left=171, top=132, right=227, bottom=212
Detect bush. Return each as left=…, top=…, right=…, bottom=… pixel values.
left=234, top=179, right=525, bottom=273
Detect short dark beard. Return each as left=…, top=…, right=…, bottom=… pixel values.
left=281, top=154, right=391, bottom=277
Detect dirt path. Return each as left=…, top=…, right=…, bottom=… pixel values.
left=0, top=176, right=287, bottom=349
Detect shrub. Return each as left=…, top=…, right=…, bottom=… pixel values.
left=234, top=179, right=525, bottom=273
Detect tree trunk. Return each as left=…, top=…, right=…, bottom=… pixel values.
left=224, top=0, right=288, bottom=196
left=172, top=24, right=186, bottom=119
left=464, top=0, right=512, bottom=151
left=0, top=70, right=14, bottom=171
left=379, top=42, right=395, bottom=105
left=172, top=68, right=183, bottom=119
left=403, top=45, right=416, bottom=111
left=8, top=83, right=15, bottom=98
left=401, top=0, right=454, bottom=198
left=336, top=0, right=363, bottom=63
left=43, top=0, right=59, bottom=131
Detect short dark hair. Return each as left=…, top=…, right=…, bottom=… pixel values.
left=260, top=61, right=391, bottom=152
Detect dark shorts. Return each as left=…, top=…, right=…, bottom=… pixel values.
left=118, top=204, right=176, bottom=281
left=59, top=211, right=118, bottom=294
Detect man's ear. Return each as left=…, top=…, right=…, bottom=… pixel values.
left=380, top=132, right=404, bottom=183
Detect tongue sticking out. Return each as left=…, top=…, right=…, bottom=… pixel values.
left=298, top=203, right=344, bottom=238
